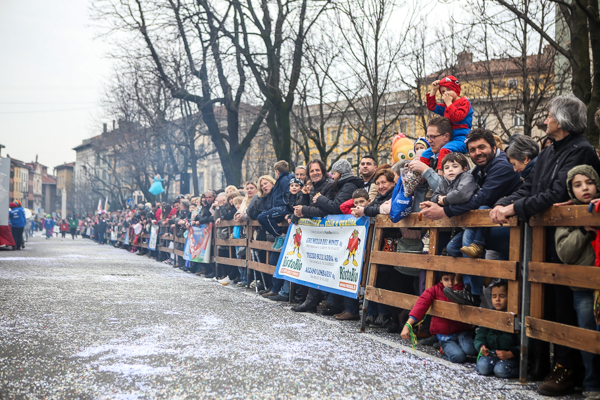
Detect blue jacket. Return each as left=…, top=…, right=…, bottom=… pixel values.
left=43, top=218, right=55, bottom=230
left=9, top=207, right=26, bottom=228
left=271, top=171, right=293, bottom=208
left=444, top=150, right=521, bottom=218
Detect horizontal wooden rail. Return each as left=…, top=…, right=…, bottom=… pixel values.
left=375, top=211, right=517, bottom=228
left=525, top=317, right=600, bottom=354
left=370, top=251, right=517, bottom=280
left=529, top=261, right=600, bottom=290
left=247, top=261, right=276, bottom=275
left=215, top=238, right=246, bottom=247
left=529, top=205, right=600, bottom=226
left=365, top=287, right=516, bottom=333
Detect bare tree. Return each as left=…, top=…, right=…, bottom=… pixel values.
left=291, top=34, right=357, bottom=167
left=490, top=0, right=600, bottom=146
left=92, top=0, right=268, bottom=186
left=326, top=0, right=418, bottom=164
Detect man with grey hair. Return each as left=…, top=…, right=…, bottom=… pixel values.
left=491, top=94, right=600, bottom=395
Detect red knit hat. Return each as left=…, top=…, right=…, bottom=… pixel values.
left=9, top=202, right=17, bottom=209
left=439, top=75, right=461, bottom=96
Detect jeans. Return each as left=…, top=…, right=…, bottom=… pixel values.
left=573, top=290, right=600, bottom=391
left=345, top=297, right=360, bottom=315
left=98, top=232, right=105, bottom=244
left=257, top=207, right=288, bottom=237
left=440, top=331, right=477, bottom=363
left=476, top=356, right=519, bottom=378
left=446, top=227, right=509, bottom=296
left=278, top=280, right=290, bottom=297
left=238, top=267, right=247, bottom=284
left=368, top=301, right=389, bottom=317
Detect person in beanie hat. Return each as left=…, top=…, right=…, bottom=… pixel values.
left=421, top=75, right=473, bottom=170
left=9, top=200, right=26, bottom=250
left=552, top=164, right=600, bottom=397
left=314, top=159, right=364, bottom=215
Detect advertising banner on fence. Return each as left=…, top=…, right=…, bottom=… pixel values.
left=183, top=223, right=212, bottom=263
left=148, top=225, right=158, bottom=251
left=274, top=215, right=369, bottom=299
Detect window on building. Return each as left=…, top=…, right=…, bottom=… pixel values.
left=508, top=78, right=518, bottom=89
left=198, top=172, right=205, bottom=193
left=513, top=113, right=524, bottom=127
left=399, top=120, right=408, bottom=134
left=329, top=129, right=338, bottom=143
left=103, top=170, right=107, bottom=180
left=346, top=127, right=354, bottom=141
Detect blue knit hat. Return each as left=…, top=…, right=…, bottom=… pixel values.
left=414, top=137, right=430, bottom=151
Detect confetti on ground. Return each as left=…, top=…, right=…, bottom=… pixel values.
left=0, top=236, right=571, bottom=399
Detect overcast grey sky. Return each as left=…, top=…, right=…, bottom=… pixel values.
left=0, top=0, right=112, bottom=173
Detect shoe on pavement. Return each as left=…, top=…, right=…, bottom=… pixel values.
left=365, top=316, right=375, bottom=326
left=291, top=302, right=317, bottom=313
left=204, top=273, right=215, bottom=279
left=370, top=314, right=392, bottom=328
left=537, top=364, right=575, bottom=396
left=460, top=243, right=485, bottom=259
left=443, top=284, right=479, bottom=307
left=320, top=306, right=345, bottom=316
left=218, top=277, right=233, bottom=285
left=269, top=294, right=288, bottom=302
left=418, top=335, right=439, bottom=347
left=261, top=291, right=277, bottom=298
left=237, top=281, right=247, bottom=287
left=272, top=236, right=285, bottom=250
left=335, top=311, right=360, bottom=320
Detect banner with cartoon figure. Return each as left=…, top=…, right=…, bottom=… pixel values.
left=183, top=223, right=212, bottom=263
left=274, top=215, right=369, bottom=299
left=148, top=225, right=159, bottom=251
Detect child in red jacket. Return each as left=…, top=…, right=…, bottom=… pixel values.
left=340, top=188, right=370, bottom=215
left=420, top=76, right=472, bottom=170
left=401, top=272, right=476, bottom=363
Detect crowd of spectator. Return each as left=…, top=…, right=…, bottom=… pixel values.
left=9, top=82, right=600, bottom=398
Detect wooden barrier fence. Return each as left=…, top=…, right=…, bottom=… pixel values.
left=361, top=210, right=522, bottom=334
left=526, top=205, right=600, bottom=355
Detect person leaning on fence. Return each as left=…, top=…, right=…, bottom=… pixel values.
left=233, top=181, right=259, bottom=287
left=256, top=160, right=293, bottom=251
left=491, top=95, right=600, bottom=393
left=401, top=272, right=477, bottom=364
left=407, top=117, right=450, bottom=212
left=351, top=168, right=397, bottom=328
left=505, top=134, right=539, bottom=181
left=358, top=155, right=378, bottom=200
left=214, top=191, right=241, bottom=285
left=171, top=199, right=191, bottom=270
left=193, top=191, right=217, bottom=278
left=553, top=165, right=600, bottom=398
left=420, top=128, right=521, bottom=308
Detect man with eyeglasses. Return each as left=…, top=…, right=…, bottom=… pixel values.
left=407, top=117, right=453, bottom=210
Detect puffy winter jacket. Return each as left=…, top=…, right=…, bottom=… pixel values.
left=272, top=171, right=293, bottom=208
left=8, top=207, right=26, bottom=228
left=495, top=134, right=600, bottom=221
left=315, top=175, right=364, bottom=215
left=364, top=188, right=394, bottom=217
left=409, top=281, right=472, bottom=336
left=445, top=149, right=521, bottom=218
left=244, top=195, right=261, bottom=221
left=431, top=171, right=478, bottom=206
left=285, top=191, right=303, bottom=214
left=195, top=203, right=214, bottom=225
left=299, top=176, right=335, bottom=218
left=474, top=327, right=520, bottom=358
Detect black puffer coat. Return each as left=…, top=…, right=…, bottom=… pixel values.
left=315, top=174, right=364, bottom=215
left=299, top=175, right=335, bottom=218
left=364, top=187, right=394, bottom=217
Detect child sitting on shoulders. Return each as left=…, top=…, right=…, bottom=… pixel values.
left=474, top=281, right=520, bottom=378
left=401, top=272, right=477, bottom=363
left=553, top=165, right=600, bottom=396
left=421, top=76, right=472, bottom=169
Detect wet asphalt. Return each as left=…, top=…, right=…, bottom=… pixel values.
left=0, top=235, right=572, bottom=399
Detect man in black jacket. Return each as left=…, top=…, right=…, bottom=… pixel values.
left=492, top=95, right=600, bottom=395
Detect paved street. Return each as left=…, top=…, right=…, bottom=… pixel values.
left=0, top=235, right=555, bottom=399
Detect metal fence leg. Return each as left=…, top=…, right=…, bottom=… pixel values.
left=253, top=269, right=258, bottom=294
left=519, top=222, right=533, bottom=383
left=289, top=282, right=295, bottom=303
left=360, top=219, right=377, bottom=333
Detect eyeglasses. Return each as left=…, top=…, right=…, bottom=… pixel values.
left=426, top=134, right=443, bottom=141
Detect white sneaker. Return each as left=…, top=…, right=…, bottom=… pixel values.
left=218, top=277, right=232, bottom=286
